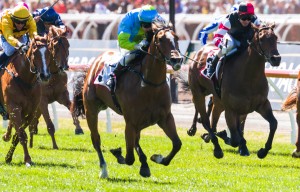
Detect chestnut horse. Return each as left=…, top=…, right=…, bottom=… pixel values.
left=282, top=70, right=300, bottom=157
left=182, top=24, right=281, bottom=159
left=28, top=26, right=84, bottom=149
left=71, top=22, right=183, bottom=178
left=1, top=35, right=52, bottom=166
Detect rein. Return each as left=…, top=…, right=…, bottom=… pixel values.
left=247, top=26, right=274, bottom=61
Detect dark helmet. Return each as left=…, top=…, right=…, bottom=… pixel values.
left=238, top=2, right=254, bottom=16
left=40, top=7, right=57, bottom=23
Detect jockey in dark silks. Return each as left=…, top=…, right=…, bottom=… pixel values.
left=107, top=4, right=164, bottom=89
left=205, top=2, right=261, bottom=79
left=32, top=7, right=65, bottom=36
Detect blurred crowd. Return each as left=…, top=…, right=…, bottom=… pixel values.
left=1, top=0, right=300, bottom=15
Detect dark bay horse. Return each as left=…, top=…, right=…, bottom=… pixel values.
left=183, top=24, right=281, bottom=159
left=1, top=35, right=52, bottom=166
left=71, top=22, right=183, bottom=178
left=282, top=70, right=300, bottom=157
left=28, top=26, right=84, bottom=149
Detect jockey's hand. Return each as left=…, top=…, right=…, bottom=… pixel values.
left=34, top=16, right=41, bottom=22
left=18, top=42, right=29, bottom=54
left=221, top=45, right=227, bottom=55
left=134, top=39, right=149, bottom=50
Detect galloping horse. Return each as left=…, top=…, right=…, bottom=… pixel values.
left=28, top=26, right=84, bottom=149
left=1, top=35, right=52, bottom=166
left=183, top=24, right=281, bottom=158
left=282, top=70, right=300, bottom=157
left=71, top=21, right=183, bottom=178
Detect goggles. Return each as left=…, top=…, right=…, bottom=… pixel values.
left=239, top=14, right=252, bottom=21
left=140, top=22, right=152, bottom=29
left=12, top=17, right=28, bottom=25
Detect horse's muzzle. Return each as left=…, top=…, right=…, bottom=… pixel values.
left=269, top=55, right=281, bottom=67
left=40, top=73, right=51, bottom=82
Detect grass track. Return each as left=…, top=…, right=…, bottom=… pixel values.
left=0, top=118, right=299, bottom=191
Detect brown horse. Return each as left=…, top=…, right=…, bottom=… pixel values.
left=28, top=26, right=84, bottom=150
left=182, top=24, right=281, bottom=159
left=282, top=70, right=300, bottom=157
left=1, top=35, right=52, bottom=166
left=71, top=22, right=183, bottom=178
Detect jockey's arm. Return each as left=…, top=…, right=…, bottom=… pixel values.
left=118, top=32, right=136, bottom=51
left=252, top=15, right=261, bottom=27
left=27, top=18, right=38, bottom=39
left=213, top=18, right=231, bottom=48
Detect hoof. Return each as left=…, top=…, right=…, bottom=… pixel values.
left=214, top=149, right=224, bottom=159
left=2, top=133, right=11, bottom=142
left=239, top=145, right=250, bottom=156
left=100, top=164, right=108, bottom=178
left=110, top=147, right=125, bottom=164
left=150, top=154, right=164, bottom=164
left=75, top=128, right=84, bottom=135
left=201, top=133, right=210, bottom=143
left=140, top=167, right=151, bottom=177
left=25, top=161, right=34, bottom=167
left=292, top=149, right=300, bottom=158
left=257, top=148, right=268, bottom=159
left=187, top=127, right=197, bottom=136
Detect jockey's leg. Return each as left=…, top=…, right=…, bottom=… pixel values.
left=206, top=54, right=220, bottom=79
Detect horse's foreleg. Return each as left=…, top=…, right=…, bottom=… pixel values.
left=135, top=133, right=150, bottom=177
left=2, top=122, right=13, bottom=142
left=29, top=111, right=40, bottom=148
left=58, top=92, right=84, bottom=135
left=293, top=111, right=300, bottom=157
left=153, top=113, right=182, bottom=166
left=18, top=128, right=32, bottom=166
left=5, top=133, right=19, bottom=163
left=187, top=108, right=198, bottom=136
left=256, top=100, right=277, bottom=159
left=237, top=114, right=249, bottom=156
left=86, top=107, right=107, bottom=178
left=124, top=123, right=136, bottom=165
left=41, top=103, right=58, bottom=149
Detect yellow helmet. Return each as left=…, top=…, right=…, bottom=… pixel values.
left=11, top=5, right=30, bottom=21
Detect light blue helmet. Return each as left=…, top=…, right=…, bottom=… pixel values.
left=138, top=5, right=158, bottom=23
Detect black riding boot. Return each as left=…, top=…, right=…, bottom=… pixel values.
left=206, top=55, right=219, bottom=79
left=107, top=63, right=125, bottom=91
left=0, top=52, right=9, bottom=69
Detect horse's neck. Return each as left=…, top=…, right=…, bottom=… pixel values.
left=14, top=54, right=37, bottom=83
left=49, top=59, right=60, bottom=73
left=141, top=45, right=167, bottom=84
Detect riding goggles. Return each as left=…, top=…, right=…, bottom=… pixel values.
left=12, top=17, right=28, bottom=25
left=140, top=22, right=152, bottom=28
left=239, top=15, right=253, bottom=21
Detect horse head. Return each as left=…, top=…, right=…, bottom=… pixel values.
left=29, top=35, right=52, bottom=81
left=252, top=23, right=281, bottom=67
left=48, top=26, right=70, bottom=71
left=151, top=21, right=183, bottom=71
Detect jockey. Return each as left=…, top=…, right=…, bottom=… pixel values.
left=205, top=2, right=261, bottom=79
left=198, top=4, right=239, bottom=46
left=0, top=5, right=38, bottom=69
left=107, top=4, right=161, bottom=90
left=32, top=7, right=65, bottom=36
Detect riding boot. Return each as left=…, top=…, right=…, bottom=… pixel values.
left=107, top=63, right=125, bottom=91
left=206, top=55, right=219, bottom=79
left=0, top=52, right=9, bottom=69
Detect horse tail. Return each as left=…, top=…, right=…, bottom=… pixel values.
left=282, top=87, right=297, bottom=111
left=177, top=70, right=190, bottom=92
left=70, top=72, right=86, bottom=118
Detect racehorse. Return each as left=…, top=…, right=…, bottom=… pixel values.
left=182, top=23, right=281, bottom=158
left=71, top=21, right=183, bottom=178
left=28, top=26, right=84, bottom=150
left=282, top=70, right=300, bottom=157
left=1, top=35, right=52, bottom=166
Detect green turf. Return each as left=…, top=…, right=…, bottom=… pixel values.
left=0, top=118, right=299, bottom=191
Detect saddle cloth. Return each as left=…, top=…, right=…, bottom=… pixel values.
left=94, top=55, right=121, bottom=90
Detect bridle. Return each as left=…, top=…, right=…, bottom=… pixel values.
left=247, top=26, right=275, bottom=62
left=48, top=35, right=69, bottom=70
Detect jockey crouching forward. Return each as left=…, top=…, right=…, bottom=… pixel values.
left=205, top=2, right=261, bottom=79
left=0, top=4, right=38, bottom=69
left=32, top=7, right=66, bottom=36
left=107, top=5, right=162, bottom=90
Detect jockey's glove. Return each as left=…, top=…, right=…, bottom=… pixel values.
left=17, top=42, right=29, bottom=54
left=134, top=39, right=149, bottom=50
left=220, top=45, right=227, bottom=55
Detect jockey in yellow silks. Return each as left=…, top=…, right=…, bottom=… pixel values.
left=0, top=4, right=37, bottom=69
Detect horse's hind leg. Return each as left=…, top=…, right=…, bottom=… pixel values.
left=187, top=108, right=198, bottom=136
left=58, top=90, right=84, bottom=135
left=5, top=133, right=19, bottom=163
left=85, top=103, right=107, bottom=178
left=292, top=93, right=300, bottom=157
left=40, top=103, right=58, bottom=149
left=256, top=100, right=277, bottom=159
left=135, top=132, right=150, bottom=177
left=152, top=113, right=182, bottom=166
left=29, top=111, right=41, bottom=148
